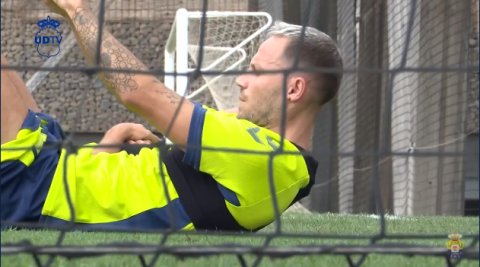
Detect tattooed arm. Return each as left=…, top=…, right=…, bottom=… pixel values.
left=60, top=3, right=193, bottom=146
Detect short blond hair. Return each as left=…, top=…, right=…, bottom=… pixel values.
left=267, top=21, right=343, bottom=105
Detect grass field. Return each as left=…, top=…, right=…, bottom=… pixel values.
left=1, top=213, right=479, bottom=267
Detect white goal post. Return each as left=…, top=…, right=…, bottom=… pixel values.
left=164, top=8, right=273, bottom=110
left=163, top=8, right=272, bottom=143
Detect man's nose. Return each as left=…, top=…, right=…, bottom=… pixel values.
left=235, top=75, right=248, bottom=90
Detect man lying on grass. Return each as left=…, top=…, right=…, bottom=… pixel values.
left=0, top=0, right=343, bottom=232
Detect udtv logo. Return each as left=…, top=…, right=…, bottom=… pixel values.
left=35, top=16, right=63, bottom=58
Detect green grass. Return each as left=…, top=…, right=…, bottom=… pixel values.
left=1, top=213, right=479, bottom=267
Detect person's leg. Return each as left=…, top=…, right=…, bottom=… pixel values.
left=1, top=55, right=30, bottom=144
left=1, top=55, right=40, bottom=112
left=1, top=54, right=60, bottom=226
left=2, top=55, right=65, bottom=141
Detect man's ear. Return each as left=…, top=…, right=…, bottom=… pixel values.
left=287, top=76, right=307, bottom=102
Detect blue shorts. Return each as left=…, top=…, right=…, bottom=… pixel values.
left=1, top=110, right=64, bottom=227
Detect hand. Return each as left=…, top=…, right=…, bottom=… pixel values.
left=126, top=140, right=154, bottom=145
left=44, top=0, right=84, bottom=17
left=121, top=139, right=158, bottom=155
left=109, top=123, right=160, bottom=144
left=92, top=123, right=160, bottom=155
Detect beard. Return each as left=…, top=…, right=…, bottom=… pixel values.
left=237, top=87, right=281, bottom=128
left=237, top=100, right=275, bottom=128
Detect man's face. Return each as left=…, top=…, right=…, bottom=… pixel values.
left=235, top=36, right=290, bottom=127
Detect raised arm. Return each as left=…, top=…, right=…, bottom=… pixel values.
left=46, top=0, right=194, bottom=146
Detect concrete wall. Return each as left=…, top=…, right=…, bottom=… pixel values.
left=412, top=0, right=470, bottom=216
left=467, top=0, right=479, bottom=134
left=335, top=0, right=358, bottom=214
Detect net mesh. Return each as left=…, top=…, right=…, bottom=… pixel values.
left=185, top=14, right=271, bottom=110
left=1, top=0, right=480, bottom=266
left=304, top=0, right=480, bottom=218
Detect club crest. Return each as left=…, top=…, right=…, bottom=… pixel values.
left=447, top=232, right=464, bottom=259
left=35, top=16, right=63, bottom=58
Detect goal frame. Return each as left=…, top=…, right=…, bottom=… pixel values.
left=164, top=8, right=273, bottom=99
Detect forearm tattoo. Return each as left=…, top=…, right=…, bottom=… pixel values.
left=71, top=7, right=145, bottom=94
left=152, top=80, right=183, bottom=104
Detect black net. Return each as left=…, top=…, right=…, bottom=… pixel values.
left=1, top=0, right=479, bottom=266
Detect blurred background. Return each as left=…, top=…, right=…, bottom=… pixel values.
left=1, top=0, right=478, bottom=217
